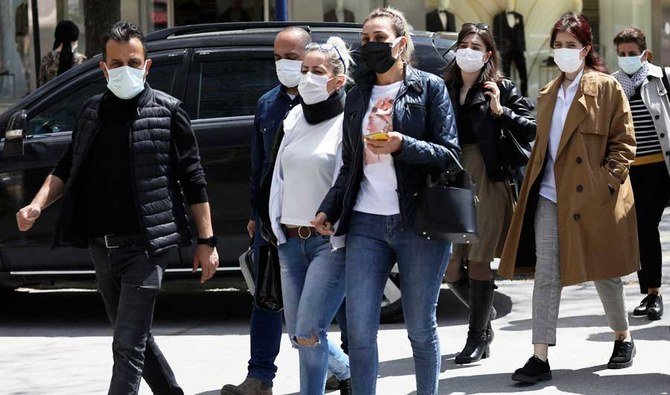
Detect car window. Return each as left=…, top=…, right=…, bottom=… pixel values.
left=147, top=62, right=178, bottom=94
left=26, top=62, right=180, bottom=136
left=197, top=58, right=277, bottom=119
left=26, top=75, right=105, bottom=136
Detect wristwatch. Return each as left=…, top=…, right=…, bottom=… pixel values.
left=197, top=236, right=218, bottom=248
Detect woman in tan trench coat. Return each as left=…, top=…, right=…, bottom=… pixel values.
left=497, top=13, right=640, bottom=384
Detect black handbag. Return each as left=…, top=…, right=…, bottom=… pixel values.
left=499, top=124, right=531, bottom=170
left=414, top=164, right=479, bottom=244
left=254, top=244, right=283, bottom=312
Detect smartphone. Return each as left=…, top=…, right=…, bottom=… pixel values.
left=364, top=132, right=389, bottom=141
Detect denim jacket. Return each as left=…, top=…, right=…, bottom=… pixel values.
left=318, top=66, right=461, bottom=235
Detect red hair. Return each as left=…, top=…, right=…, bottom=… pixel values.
left=550, top=13, right=608, bottom=73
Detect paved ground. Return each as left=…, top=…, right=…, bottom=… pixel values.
left=1, top=214, right=669, bottom=394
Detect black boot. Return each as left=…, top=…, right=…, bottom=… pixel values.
left=454, top=279, right=496, bottom=364
left=447, top=276, right=497, bottom=342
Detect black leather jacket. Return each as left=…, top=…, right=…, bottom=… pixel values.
left=318, top=66, right=461, bottom=235
left=447, top=78, right=536, bottom=181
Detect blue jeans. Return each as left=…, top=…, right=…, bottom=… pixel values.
left=277, top=234, right=350, bottom=394
left=90, top=242, right=183, bottom=395
left=345, top=212, right=451, bottom=395
left=248, top=230, right=283, bottom=386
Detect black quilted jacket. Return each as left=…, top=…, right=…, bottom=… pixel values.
left=53, top=84, right=206, bottom=254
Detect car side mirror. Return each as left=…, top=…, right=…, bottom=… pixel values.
left=3, top=110, right=27, bottom=157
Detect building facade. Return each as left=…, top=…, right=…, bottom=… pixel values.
left=0, top=0, right=667, bottom=100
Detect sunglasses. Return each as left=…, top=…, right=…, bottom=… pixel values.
left=462, top=23, right=489, bottom=31
left=314, top=43, right=347, bottom=73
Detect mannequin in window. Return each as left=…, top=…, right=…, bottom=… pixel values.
left=218, top=0, right=252, bottom=22
left=324, top=0, right=355, bottom=23
left=426, top=0, right=456, bottom=32
left=493, top=0, right=528, bottom=96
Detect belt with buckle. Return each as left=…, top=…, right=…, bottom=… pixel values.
left=93, top=233, right=143, bottom=249
left=284, top=226, right=317, bottom=240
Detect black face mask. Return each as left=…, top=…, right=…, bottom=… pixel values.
left=361, top=41, right=399, bottom=74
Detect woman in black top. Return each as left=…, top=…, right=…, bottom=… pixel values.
left=443, top=22, right=536, bottom=364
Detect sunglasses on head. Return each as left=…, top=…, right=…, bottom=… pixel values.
left=462, top=23, right=489, bottom=31
left=314, top=43, right=347, bottom=73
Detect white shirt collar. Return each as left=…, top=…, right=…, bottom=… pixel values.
left=558, top=68, right=584, bottom=100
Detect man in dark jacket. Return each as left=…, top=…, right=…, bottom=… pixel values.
left=16, top=21, right=218, bottom=395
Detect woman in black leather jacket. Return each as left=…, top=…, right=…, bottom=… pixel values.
left=312, top=7, right=460, bottom=395
left=443, top=23, right=536, bottom=365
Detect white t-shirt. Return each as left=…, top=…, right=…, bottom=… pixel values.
left=353, top=81, right=403, bottom=215
left=539, top=69, right=584, bottom=203
left=279, top=107, right=342, bottom=226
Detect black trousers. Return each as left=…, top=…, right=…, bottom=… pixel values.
left=501, top=49, right=528, bottom=97
left=630, top=161, right=670, bottom=294
left=89, top=241, right=184, bottom=395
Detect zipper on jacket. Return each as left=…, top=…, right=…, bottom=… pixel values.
left=129, top=106, right=149, bottom=251
left=341, top=111, right=361, bottom=224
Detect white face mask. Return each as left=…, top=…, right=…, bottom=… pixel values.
left=456, top=48, right=487, bottom=73
left=618, top=51, right=646, bottom=75
left=553, top=48, right=584, bottom=74
left=298, top=72, right=332, bottom=105
left=106, top=64, right=146, bottom=100
left=275, top=59, right=303, bottom=88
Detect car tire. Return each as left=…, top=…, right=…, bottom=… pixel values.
left=380, top=265, right=403, bottom=323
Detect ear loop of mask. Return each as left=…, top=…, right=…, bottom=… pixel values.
left=392, top=36, right=405, bottom=60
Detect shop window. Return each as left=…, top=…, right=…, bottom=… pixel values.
left=196, top=58, right=277, bottom=119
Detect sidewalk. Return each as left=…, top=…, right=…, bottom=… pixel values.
left=0, top=216, right=668, bottom=395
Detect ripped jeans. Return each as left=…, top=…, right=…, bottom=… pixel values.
left=90, top=242, right=183, bottom=395
left=277, top=234, right=350, bottom=394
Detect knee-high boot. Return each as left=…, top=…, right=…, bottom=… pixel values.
left=452, top=279, right=497, bottom=364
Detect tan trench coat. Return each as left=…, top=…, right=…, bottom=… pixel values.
left=498, top=68, right=640, bottom=286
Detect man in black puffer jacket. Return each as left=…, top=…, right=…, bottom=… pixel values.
left=16, top=21, right=219, bottom=395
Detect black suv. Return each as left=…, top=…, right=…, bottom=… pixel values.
left=0, top=22, right=454, bottom=316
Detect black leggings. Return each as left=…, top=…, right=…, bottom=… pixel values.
left=630, top=161, right=670, bottom=293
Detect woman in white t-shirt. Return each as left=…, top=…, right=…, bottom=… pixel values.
left=266, top=37, right=353, bottom=394
left=313, top=8, right=461, bottom=395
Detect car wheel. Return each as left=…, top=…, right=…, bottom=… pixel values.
left=380, top=264, right=403, bottom=323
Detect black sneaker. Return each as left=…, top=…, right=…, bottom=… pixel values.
left=607, top=340, right=635, bottom=369
left=512, top=355, right=552, bottom=384
left=647, top=293, right=663, bottom=321
left=632, top=296, right=649, bottom=317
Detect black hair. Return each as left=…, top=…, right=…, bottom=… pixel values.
left=102, top=21, right=147, bottom=61
left=54, top=20, right=79, bottom=76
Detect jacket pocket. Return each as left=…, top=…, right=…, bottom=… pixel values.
left=401, top=103, right=427, bottom=137
left=595, top=166, right=620, bottom=206
left=578, top=120, right=605, bottom=136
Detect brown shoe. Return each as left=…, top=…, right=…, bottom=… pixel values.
left=221, top=377, right=272, bottom=395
